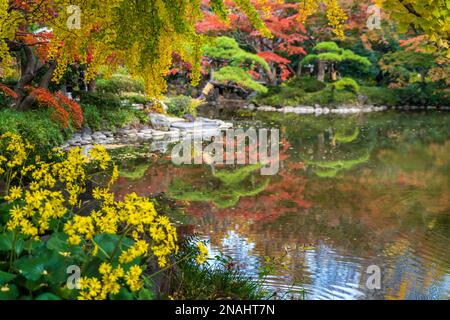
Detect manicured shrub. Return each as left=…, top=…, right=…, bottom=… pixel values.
left=215, top=66, right=268, bottom=93
left=334, top=77, right=360, bottom=93
left=76, top=91, right=122, bottom=109
left=286, top=76, right=326, bottom=93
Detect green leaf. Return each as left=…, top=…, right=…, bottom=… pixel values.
left=0, top=232, right=25, bottom=255
left=93, top=234, right=133, bottom=261
left=45, top=253, right=73, bottom=285
left=138, top=288, right=155, bottom=300
left=46, top=232, right=85, bottom=260
left=46, top=232, right=69, bottom=252
left=0, top=270, right=17, bottom=285
left=14, top=255, right=46, bottom=281
left=110, top=287, right=134, bottom=300
left=0, top=284, right=19, bottom=300
left=35, top=293, right=62, bottom=300
left=0, top=202, right=14, bottom=223
left=58, top=286, right=79, bottom=300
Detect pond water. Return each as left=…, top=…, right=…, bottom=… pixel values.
left=111, top=111, right=450, bottom=300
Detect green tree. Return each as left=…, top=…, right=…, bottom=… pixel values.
left=301, top=42, right=372, bottom=82
left=203, top=36, right=269, bottom=93
left=380, top=50, right=436, bottom=84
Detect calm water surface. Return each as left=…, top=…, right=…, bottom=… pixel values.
left=112, top=111, right=450, bottom=300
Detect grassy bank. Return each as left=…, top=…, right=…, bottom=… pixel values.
left=0, top=97, right=147, bottom=152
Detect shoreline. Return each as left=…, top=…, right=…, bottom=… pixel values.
left=245, top=104, right=450, bottom=114
left=61, top=113, right=233, bottom=151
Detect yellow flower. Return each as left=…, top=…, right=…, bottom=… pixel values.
left=125, top=265, right=143, bottom=292
left=5, top=186, right=22, bottom=202
left=89, top=145, right=112, bottom=169
left=119, top=240, right=148, bottom=264
left=78, top=277, right=102, bottom=300
left=196, top=241, right=208, bottom=265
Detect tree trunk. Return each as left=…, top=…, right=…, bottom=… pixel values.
left=15, top=51, right=56, bottom=110
left=296, top=62, right=302, bottom=77
left=39, top=61, right=56, bottom=89
left=317, top=60, right=326, bottom=82
left=88, top=79, right=97, bottom=92
left=268, top=62, right=277, bottom=85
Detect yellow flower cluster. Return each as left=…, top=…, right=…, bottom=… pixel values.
left=196, top=241, right=209, bottom=265
left=64, top=215, right=95, bottom=245
left=125, top=265, right=144, bottom=292
left=1, top=133, right=179, bottom=300
left=64, top=191, right=178, bottom=268
left=89, top=145, right=112, bottom=170
left=0, top=132, right=33, bottom=176
left=7, top=189, right=66, bottom=237
left=2, top=140, right=119, bottom=240
left=78, top=263, right=143, bottom=300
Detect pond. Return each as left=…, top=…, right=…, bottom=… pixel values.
left=111, top=111, right=450, bottom=300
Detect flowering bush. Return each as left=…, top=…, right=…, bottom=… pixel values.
left=0, top=133, right=207, bottom=300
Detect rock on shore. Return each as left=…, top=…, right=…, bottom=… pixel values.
left=61, top=113, right=233, bottom=151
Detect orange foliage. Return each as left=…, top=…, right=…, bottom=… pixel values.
left=29, top=88, right=83, bottom=129
left=55, top=92, right=83, bottom=129
left=0, top=83, right=18, bottom=99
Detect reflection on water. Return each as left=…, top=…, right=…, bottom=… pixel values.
left=111, top=111, right=450, bottom=300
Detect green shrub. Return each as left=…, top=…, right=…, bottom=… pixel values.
left=120, top=92, right=147, bottom=104
left=0, top=109, right=69, bottom=149
left=75, top=91, right=122, bottom=109
left=0, top=94, right=13, bottom=108
left=394, top=83, right=450, bottom=106
left=334, top=78, right=360, bottom=93
left=165, top=95, right=203, bottom=117
left=360, top=86, right=400, bottom=106
left=0, top=139, right=180, bottom=300
left=96, top=75, right=144, bottom=94
left=286, top=76, right=326, bottom=93
left=82, top=104, right=146, bottom=131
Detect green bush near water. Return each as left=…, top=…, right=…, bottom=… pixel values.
left=254, top=80, right=359, bottom=107
left=165, top=95, right=204, bottom=117
left=82, top=104, right=147, bottom=131
left=0, top=109, right=70, bottom=149
left=254, top=76, right=449, bottom=107
left=75, top=91, right=122, bottom=109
